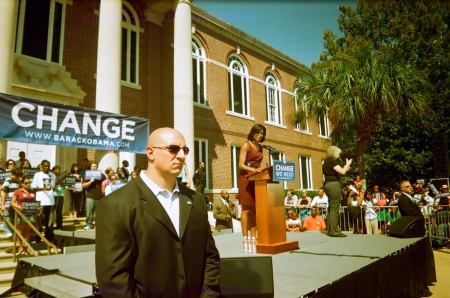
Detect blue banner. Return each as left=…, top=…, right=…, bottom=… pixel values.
left=0, top=93, right=149, bottom=153
left=273, top=160, right=296, bottom=182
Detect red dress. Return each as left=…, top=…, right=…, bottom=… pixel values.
left=238, top=141, right=263, bottom=207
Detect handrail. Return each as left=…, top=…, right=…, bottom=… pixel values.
left=6, top=207, right=58, bottom=262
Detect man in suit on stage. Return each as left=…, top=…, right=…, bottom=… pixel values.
left=213, top=190, right=234, bottom=231
left=397, top=179, right=433, bottom=297
left=95, top=128, right=221, bottom=298
left=398, top=180, right=423, bottom=217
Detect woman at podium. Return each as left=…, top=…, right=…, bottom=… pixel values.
left=238, top=124, right=266, bottom=242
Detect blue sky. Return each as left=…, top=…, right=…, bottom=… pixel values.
left=193, top=0, right=357, bottom=67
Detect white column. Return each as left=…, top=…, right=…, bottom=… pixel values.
left=96, top=0, right=122, bottom=113
left=173, top=0, right=194, bottom=174
left=96, top=0, right=122, bottom=171
left=0, top=0, right=18, bottom=94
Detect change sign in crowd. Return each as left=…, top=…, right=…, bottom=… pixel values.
left=0, top=93, right=149, bottom=153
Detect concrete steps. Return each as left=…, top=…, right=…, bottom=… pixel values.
left=0, top=272, right=15, bottom=288
left=0, top=216, right=87, bottom=291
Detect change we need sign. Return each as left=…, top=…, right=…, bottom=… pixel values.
left=0, top=93, right=149, bottom=153
left=272, top=160, right=296, bottom=182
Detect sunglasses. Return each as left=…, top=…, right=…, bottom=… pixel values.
left=152, top=145, right=190, bottom=155
left=23, top=182, right=30, bottom=185
left=8, top=163, right=15, bottom=165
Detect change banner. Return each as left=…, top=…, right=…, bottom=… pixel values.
left=0, top=93, right=149, bottom=153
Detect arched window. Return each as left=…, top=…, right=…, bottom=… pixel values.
left=121, top=2, right=140, bottom=84
left=265, top=72, right=282, bottom=125
left=228, top=56, right=249, bottom=116
left=192, top=38, right=206, bottom=105
left=15, top=0, right=66, bottom=63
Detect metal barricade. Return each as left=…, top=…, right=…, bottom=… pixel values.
left=427, top=205, right=449, bottom=247
left=341, top=205, right=401, bottom=235
left=285, top=205, right=410, bottom=235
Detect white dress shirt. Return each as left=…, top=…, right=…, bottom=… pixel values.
left=140, top=171, right=180, bottom=236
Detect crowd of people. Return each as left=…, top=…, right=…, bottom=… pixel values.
left=0, top=151, right=142, bottom=254
left=282, top=175, right=450, bottom=244
left=1, top=127, right=446, bottom=296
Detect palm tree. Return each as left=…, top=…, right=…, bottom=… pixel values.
left=290, top=47, right=431, bottom=178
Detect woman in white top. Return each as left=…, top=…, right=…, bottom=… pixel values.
left=362, top=190, right=378, bottom=234
left=347, top=185, right=362, bottom=234
left=104, top=173, right=117, bottom=196
left=285, top=208, right=302, bottom=232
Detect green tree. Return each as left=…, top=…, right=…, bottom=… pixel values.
left=365, top=118, right=434, bottom=187
left=317, top=0, right=450, bottom=181
left=291, top=47, right=431, bottom=179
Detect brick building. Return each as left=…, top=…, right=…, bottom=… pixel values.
left=0, top=0, right=329, bottom=200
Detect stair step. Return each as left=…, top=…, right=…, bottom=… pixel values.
left=0, top=272, right=14, bottom=288
left=0, top=261, right=17, bottom=274
left=0, top=216, right=87, bottom=292
left=0, top=238, right=13, bottom=247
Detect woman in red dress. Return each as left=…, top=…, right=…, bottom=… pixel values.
left=10, top=176, right=37, bottom=254
left=238, top=124, right=266, bottom=242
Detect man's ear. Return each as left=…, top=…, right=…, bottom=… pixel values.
left=146, top=147, right=155, bottom=161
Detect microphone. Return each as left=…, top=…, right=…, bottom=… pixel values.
left=262, top=144, right=278, bottom=152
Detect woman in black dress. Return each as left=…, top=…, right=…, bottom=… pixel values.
left=322, top=146, right=352, bottom=237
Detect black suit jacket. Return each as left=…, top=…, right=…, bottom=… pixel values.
left=122, top=166, right=130, bottom=179
left=398, top=192, right=423, bottom=217
left=95, top=176, right=220, bottom=297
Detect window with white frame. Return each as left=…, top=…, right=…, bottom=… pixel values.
left=294, top=87, right=309, bottom=132
left=269, top=151, right=284, bottom=165
left=192, top=39, right=206, bottom=105
left=265, top=72, right=282, bottom=125
left=231, top=146, right=241, bottom=189
left=228, top=56, right=249, bottom=116
left=15, top=0, right=66, bottom=63
left=121, top=2, right=140, bottom=84
left=298, top=156, right=313, bottom=189
left=318, top=113, right=330, bottom=138
left=195, top=139, right=208, bottom=189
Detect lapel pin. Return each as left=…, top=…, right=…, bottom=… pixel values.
left=187, top=201, right=192, bottom=205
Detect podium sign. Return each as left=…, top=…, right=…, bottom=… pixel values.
left=272, top=160, right=295, bottom=182
left=247, top=166, right=299, bottom=254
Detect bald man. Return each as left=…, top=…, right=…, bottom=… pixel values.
left=398, top=180, right=423, bottom=217
left=96, top=128, right=221, bottom=297
left=213, top=190, right=235, bottom=231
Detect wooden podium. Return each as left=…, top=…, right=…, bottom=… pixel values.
left=247, top=166, right=299, bottom=254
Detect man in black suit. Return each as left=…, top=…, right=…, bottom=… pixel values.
left=398, top=180, right=423, bottom=217
left=96, top=128, right=221, bottom=297
left=121, top=159, right=130, bottom=180
left=397, top=180, right=433, bottom=297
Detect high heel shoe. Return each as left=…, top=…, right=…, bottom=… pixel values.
left=17, top=248, right=29, bottom=255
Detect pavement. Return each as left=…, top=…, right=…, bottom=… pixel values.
left=430, top=247, right=450, bottom=297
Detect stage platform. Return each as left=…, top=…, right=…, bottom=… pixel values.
left=4, top=231, right=436, bottom=298
left=216, top=232, right=435, bottom=297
